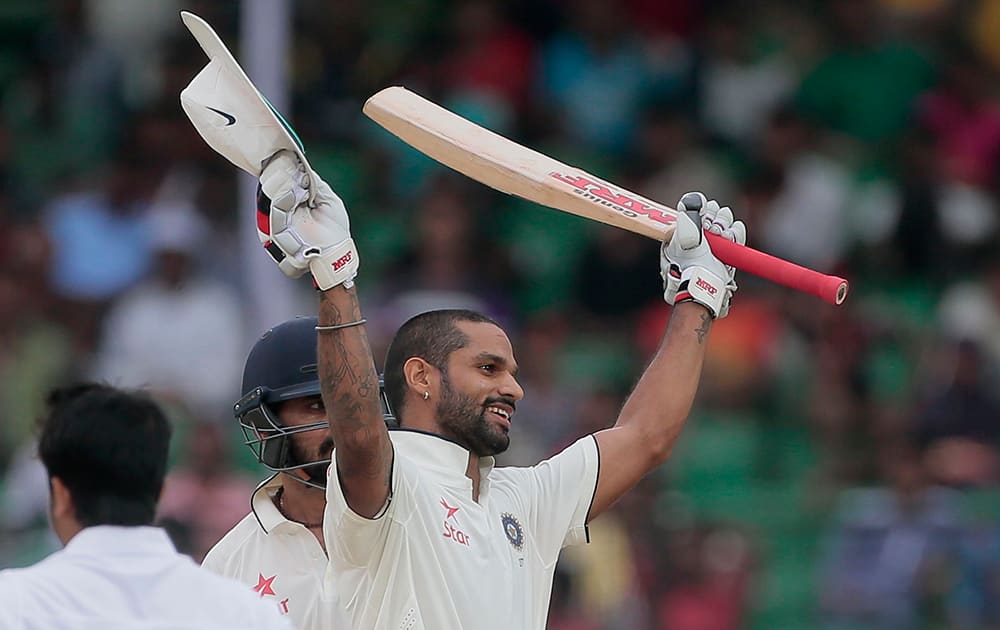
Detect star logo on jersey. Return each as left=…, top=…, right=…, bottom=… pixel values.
left=253, top=573, right=277, bottom=597
left=440, top=498, right=460, bottom=521
left=501, top=513, right=524, bottom=551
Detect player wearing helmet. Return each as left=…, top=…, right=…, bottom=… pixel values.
left=201, top=316, right=392, bottom=629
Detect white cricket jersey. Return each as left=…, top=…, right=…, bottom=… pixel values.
left=324, top=429, right=600, bottom=630
left=203, top=475, right=347, bottom=629
left=0, top=525, right=293, bottom=630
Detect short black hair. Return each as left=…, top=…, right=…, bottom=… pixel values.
left=37, top=383, right=172, bottom=527
left=383, top=309, right=499, bottom=422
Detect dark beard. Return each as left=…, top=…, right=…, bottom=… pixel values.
left=290, top=433, right=333, bottom=486
left=436, top=372, right=510, bottom=457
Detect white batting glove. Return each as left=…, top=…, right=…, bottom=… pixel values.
left=256, top=150, right=359, bottom=290
left=661, top=192, right=746, bottom=319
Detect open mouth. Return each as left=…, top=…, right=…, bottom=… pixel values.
left=486, top=405, right=512, bottom=427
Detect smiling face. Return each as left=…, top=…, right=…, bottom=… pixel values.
left=434, top=321, right=524, bottom=456
left=276, top=395, right=334, bottom=485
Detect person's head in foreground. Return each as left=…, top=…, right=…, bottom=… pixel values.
left=38, top=382, right=172, bottom=544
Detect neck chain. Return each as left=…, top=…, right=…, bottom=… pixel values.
left=274, top=486, right=323, bottom=529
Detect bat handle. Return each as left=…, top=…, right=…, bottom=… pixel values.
left=706, top=233, right=849, bottom=305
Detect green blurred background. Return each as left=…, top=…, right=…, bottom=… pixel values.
left=1, top=1, right=999, bottom=628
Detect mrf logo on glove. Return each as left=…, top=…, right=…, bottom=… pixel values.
left=675, top=270, right=725, bottom=312
left=331, top=251, right=355, bottom=272
left=694, top=277, right=718, bottom=295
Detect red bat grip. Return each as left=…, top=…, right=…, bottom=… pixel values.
left=706, top=233, right=849, bottom=305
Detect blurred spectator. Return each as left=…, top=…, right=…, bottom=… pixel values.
left=41, top=147, right=160, bottom=354
left=157, top=422, right=258, bottom=562
left=42, top=150, right=155, bottom=300
left=2, top=0, right=124, bottom=206
left=536, top=0, right=665, bottom=155
left=697, top=3, right=797, bottom=149
left=969, top=0, right=1000, bottom=73
left=550, top=386, right=649, bottom=628
left=367, top=173, right=517, bottom=350
left=635, top=294, right=787, bottom=413
left=560, top=513, right=650, bottom=629
left=906, top=41, right=1000, bottom=268
left=937, top=257, right=1000, bottom=368
left=817, top=443, right=964, bottom=628
left=949, top=519, right=1000, bottom=628
left=876, top=126, right=946, bottom=279
left=0, top=221, right=75, bottom=467
left=496, top=310, right=577, bottom=466
left=916, top=41, right=1000, bottom=189
left=743, top=107, right=853, bottom=273
left=442, top=0, right=536, bottom=117
left=912, top=339, right=1000, bottom=487
left=654, top=524, right=753, bottom=630
left=795, top=0, right=936, bottom=151
left=89, top=202, right=244, bottom=416
left=291, top=0, right=370, bottom=142
left=636, top=105, right=735, bottom=210
left=572, top=226, right=661, bottom=326
left=803, top=304, right=884, bottom=489
left=548, top=568, right=602, bottom=630
left=625, top=0, right=701, bottom=40
left=86, top=0, right=183, bottom=105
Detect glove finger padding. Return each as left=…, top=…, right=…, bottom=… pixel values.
left=706, top=206, right=733, bottom=235
left=256, top=150, right=359, bottom=290
left=673, top=203, right=705, bottom=250
left=260, top=152, right=308, bottom=203
left=256, top=183, right=309, bottom=279
left=729, top=220, right=747, bottom=246
left=699, top=199, right=721, bottom=232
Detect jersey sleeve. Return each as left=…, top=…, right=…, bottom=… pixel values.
left=523, top=435, right=600, bottom=565
left=200, top=545, right=225, bottom=574
left=0, top=572, right=22, bottom=625
left=324, top=444, right=413, bottom=568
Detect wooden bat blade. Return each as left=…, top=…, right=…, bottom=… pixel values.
left=363, top=86, right=849, bottom=305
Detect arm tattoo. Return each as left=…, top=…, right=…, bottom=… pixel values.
left=695, top=312, right=712, bottom=344
left=318, top=290, right=385, bottom=480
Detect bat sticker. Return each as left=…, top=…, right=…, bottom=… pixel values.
left=549, top=172, right=676, bottom=227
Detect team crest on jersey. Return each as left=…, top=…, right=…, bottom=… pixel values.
left=501, top=513, right=524, bottom=551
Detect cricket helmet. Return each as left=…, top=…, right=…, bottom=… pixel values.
left=234, top=317, right=394, bottom=488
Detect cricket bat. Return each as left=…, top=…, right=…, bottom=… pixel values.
left=363, top=87, right=849, bottom=305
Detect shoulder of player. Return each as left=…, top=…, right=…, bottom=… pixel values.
left=0, top=547, right=76, bottom=586
left=181, top=563, right=293, bottom=626
left=495, top=436, right=598, bottom=476
left=201, top=512, right=265, bottom=567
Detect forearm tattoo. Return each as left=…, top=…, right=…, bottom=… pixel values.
left=695, top=312, right=712, bottom=344
left=318, top=290, right=384, bottom=479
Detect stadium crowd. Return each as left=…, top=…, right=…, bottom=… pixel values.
left=1, top=0, right=999, bottom=628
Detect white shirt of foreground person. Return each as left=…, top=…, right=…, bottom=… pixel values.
left=0, top=525, right=294, bottom=630
left=204, top=475, right=346, bottom=629
left=325, top=429, right=600, bottom=630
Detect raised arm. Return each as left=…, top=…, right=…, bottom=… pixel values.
left=589, top=193, right=746, bottom=520
left=316, top=286, right=391, bottom=517
left=175, top=15, right=391, bottom=516
left=257, top=152, right=392, bottom=517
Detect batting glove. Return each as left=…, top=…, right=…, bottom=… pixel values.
left=661, top=192, right=746, bottom=319
left=256, top=150, right=359, bottom=290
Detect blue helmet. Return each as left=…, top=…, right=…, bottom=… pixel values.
left=234, top=316, right=393, bottom=488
